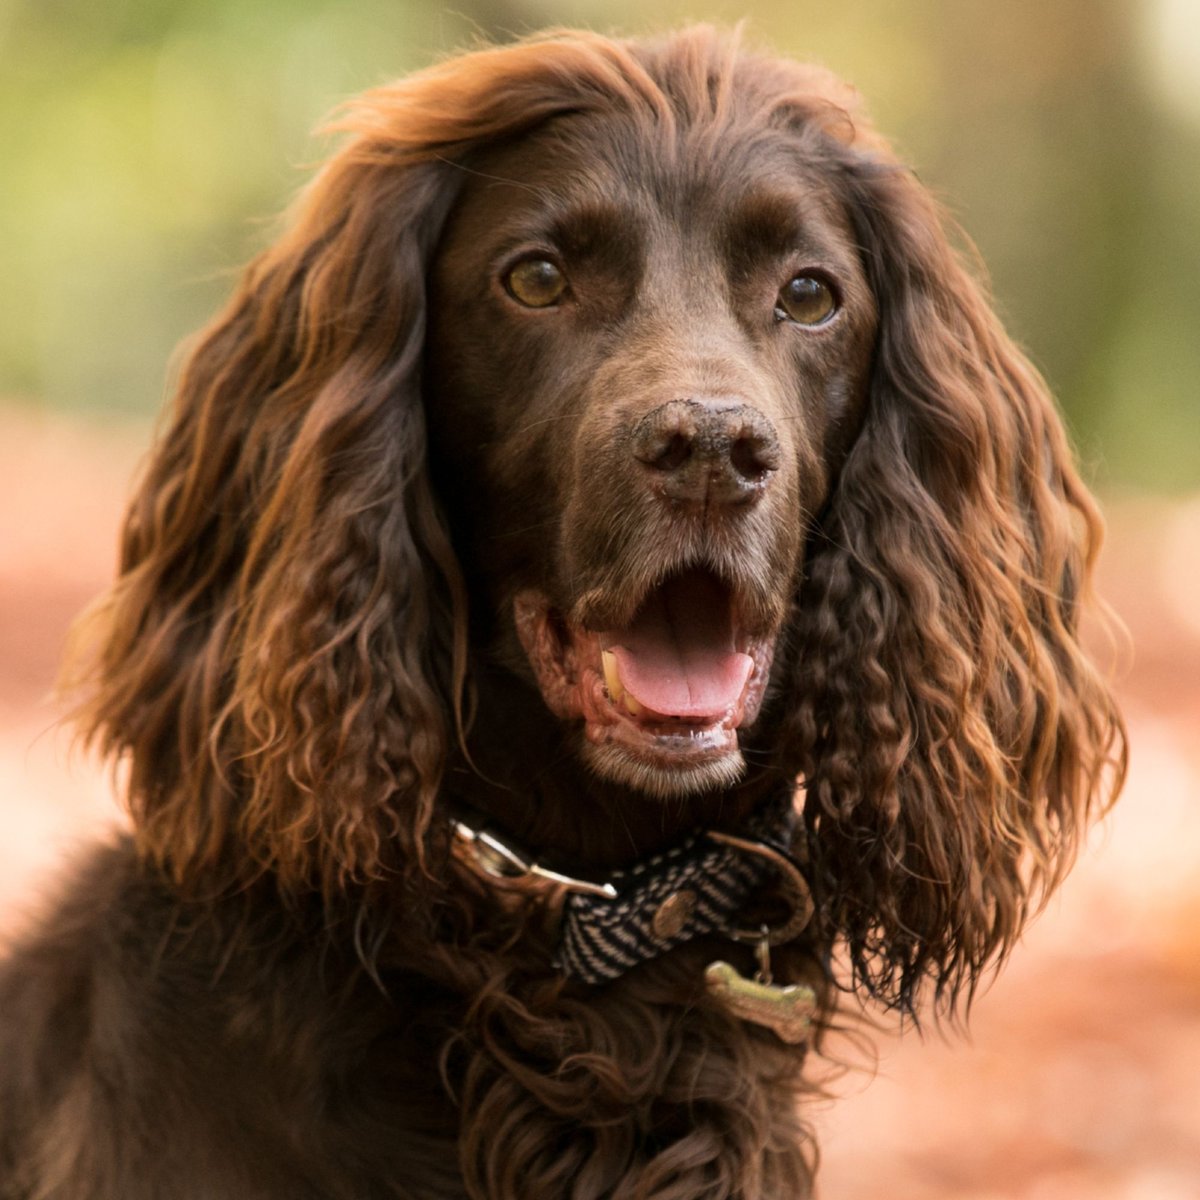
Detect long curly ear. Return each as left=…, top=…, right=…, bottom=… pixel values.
left=66, top=31, right=678, bottom=899
left=786, top=150, right=1127, bottom=1013
left=70, top=147, right=467, bottom=896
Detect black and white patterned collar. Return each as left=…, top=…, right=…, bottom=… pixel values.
left=449, top=791, right=813, bottom=986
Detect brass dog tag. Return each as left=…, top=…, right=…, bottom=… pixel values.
left=705, top=961, right=816, bottom=1044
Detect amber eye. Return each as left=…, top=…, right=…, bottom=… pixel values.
left=504, top=258, right=568, bottom=308
left=776, top=274, right=837, bottom=326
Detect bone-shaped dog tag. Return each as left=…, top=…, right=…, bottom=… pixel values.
left=705, top=960, right=816, bottom=1044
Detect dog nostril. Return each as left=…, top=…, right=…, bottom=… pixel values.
left=652, top=433, right=692, bottom=473
left=730, top=434, right=779, bottom=482
left=632, top=418, right=696, bottom=472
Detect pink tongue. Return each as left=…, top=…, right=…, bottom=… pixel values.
left=608, top=571, right=753, bottom=720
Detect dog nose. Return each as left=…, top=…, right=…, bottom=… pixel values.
left=631, top=399, right=781, bottom=506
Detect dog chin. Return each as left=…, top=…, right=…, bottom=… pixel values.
left=582, top=737, right=747, bottom=798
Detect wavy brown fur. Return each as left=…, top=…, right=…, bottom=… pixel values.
left=783, top=142, right=1126, bottom=1011
left=2, top=27, right=1124, bottom=1200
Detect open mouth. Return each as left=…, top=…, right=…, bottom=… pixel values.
left=514, top=566, right=777, bottom=793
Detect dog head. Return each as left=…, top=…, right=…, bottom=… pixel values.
left=425, top=70, right=878, bottom=800
left=74, top=28, right=1124, bottom=1010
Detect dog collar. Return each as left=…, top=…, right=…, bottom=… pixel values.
left=449, top=793, right=813, bottom=986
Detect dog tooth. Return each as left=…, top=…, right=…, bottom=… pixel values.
left=601, top=649, right=623, bottom=701
left=624, top=693, right=645, bottom=717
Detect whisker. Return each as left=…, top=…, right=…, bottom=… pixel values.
left=433, top=154, right=550, bottom=199
left=505, top=412, right=577, bottom=437
left=490, top=519, right=559, bottom=541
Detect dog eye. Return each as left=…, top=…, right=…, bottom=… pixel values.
left=775, top=274, right=837, bottom=326
left=504, top=258, right=568, bottom=308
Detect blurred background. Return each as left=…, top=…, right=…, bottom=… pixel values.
left=1, top=0, right=1197, bottom=1196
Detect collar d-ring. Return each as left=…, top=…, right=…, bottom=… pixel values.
left=704, top=830, right=814, bottom=946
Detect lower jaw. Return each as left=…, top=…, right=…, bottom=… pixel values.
left=579, top=717, right=747, bottom=798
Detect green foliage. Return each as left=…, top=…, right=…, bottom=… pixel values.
left=0, top=0, right=484, bottom=414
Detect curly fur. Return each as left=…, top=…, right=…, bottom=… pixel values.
left=1, top=27, right=1124, bottom=1200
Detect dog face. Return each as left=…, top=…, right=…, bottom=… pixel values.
left=427, top=109, right=877, bottom=797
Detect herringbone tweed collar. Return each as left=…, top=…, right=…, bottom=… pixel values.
left=450, top=791, right=812, bottom=986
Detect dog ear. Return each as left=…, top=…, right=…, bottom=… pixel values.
left=68, top=31, right=673, bottom=900
left=71, top=146, right=468, bottom=897
left=785, top=150, right=1126, bottom=1014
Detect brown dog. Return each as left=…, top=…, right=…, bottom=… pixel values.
left=0, top=28, right=1124, bottom=1199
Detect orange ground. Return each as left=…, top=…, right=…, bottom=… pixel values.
left=2, top=407, right=1198, bottom=1197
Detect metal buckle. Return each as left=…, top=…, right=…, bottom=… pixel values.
left=451, top=814, right=619, bottom=900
